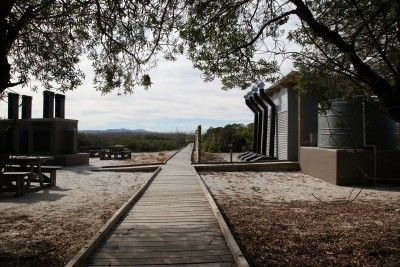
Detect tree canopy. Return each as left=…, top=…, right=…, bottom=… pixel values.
left=1, top=0, right=399, bottom=120
left=0, top=0, right=181, bottom=93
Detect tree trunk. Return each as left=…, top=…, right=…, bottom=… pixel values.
left=0, top=51, right=10, bottom=95
left=291, top=0, right=400, bottom=123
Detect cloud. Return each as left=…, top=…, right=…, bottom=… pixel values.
left=0, top=55, right=293, bottom=132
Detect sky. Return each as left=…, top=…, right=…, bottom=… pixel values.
left=0, top=10, right=303, bottom=133
left=0, top=13, right=300, bottom=134
left=0, top=55, right=294, bottom=133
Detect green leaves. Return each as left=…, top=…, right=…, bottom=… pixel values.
left=4, top=0, right=398, bottom=118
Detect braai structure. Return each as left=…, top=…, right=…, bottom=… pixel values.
left=0, top=91, right=89, bottom=166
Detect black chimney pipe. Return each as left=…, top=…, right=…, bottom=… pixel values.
left=55, top=94, right=65, bottom=118
left=253, top=91, right=269, bottom=156
left=21, top=95, right=32, bottom=119
left=249, top=95, right=262, bottom=154
left=43, top=90, right=55, bottom=118
left=259, top=88, right=276, bottom=158
left=7, top=93, right=19, bottom=119
left=245, top=96, right=258, bottom=152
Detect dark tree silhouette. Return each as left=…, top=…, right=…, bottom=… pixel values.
left=1, top=1, right=399, bottom=120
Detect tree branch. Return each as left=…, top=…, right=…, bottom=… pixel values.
left=290, top=0, right=397, bottom=106
left=233, top=9, right=297, bottom=51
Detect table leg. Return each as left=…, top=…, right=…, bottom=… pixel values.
left=37, top=164, right=44, bottom=186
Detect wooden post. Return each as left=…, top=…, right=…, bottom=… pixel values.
left=197, top=125, right=201, bottom=163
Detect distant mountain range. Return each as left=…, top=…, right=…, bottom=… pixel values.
left=80, top=128, right=150, bottom=134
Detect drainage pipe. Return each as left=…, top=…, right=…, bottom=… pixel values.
left=249, top=95, right=263, bottom=154
left=253, top=89, right=268, bottom=156
left=244, top=94, right=258, bottom=153
left=259, top=87, right=276, bottom=158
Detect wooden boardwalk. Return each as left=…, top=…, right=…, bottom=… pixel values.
left=84, top=145, right=236, bottom=266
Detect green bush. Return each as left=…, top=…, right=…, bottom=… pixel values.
left=78, top=131, right=189, bottom=152
left=202, top=123, right=252, bottom=153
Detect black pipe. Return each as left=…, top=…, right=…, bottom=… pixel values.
left=55, top=94, right=65, bottom=118
left=249, top=95, right=262, bottom=154
left=245, top=97, right=258, bottom=152
left=43, top=90, right=55, bottom=118
left=259, top=88, right=276, bottom=158
left=21, top=95, right=32, bottom=119
left=253, top=92, right=269, bottom=155
left=7, top=93, right=19, bottom=120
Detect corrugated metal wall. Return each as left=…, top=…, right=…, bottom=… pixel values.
left=265, top=88, right=288, bottom=160
left=265, top=87, right=299, bottom=161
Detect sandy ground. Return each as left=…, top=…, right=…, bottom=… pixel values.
left=201, top=171, right=400, bottom=202
left=201, top=171, right=400, bottom=266
left=91, top=150, right=176, bottom=167
left=0, top=164, right=151, bottom=266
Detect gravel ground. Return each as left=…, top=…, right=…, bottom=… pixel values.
left=0, top=165, right=151, bottom=266
left=90, top=150, right=176, bottom=167
left=201, top=171, right=400, bottom=266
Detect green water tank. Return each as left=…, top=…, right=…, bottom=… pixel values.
left=318, top=98, right=399, bottom=149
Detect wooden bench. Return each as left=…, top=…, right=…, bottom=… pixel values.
left=4, top=165, right=62, bottom=187
left=0, top=172, right=32, bottom=197
left=100, top=149, right=132, bottom=160
left=40, top=166, right=62, bottom=187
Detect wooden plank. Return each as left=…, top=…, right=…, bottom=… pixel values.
left=128, top=214, right=209, bottom=217
left=116, top=223, right=219, bottom=228
left=92, top=250, right=231, bottom=259
left=195, top=169, right=250, bottom=267
left=106, top=236, right=225, bottom=242
left=96, top=244, right=230, bottom=253
left=112, top=232, right=225, bottom=238
left=75, top=145, right=238, bottom=267
left=65, top=167, right=161, bottom=267
left=113, top=227, right=222, bottom=234
left=88, top=263, right=234, bottom=267
left=91, top=166, right=158, bottom=172
left=125, top=215, right=215, bottom=219
left=99, top=240, right=227, bottom=247
left=87, top=255, right=233, bottom=265
left=121, top=219, right=216, bottom=223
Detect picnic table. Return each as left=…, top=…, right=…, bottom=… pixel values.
left=9, top=156, right=53, bottom=186
left=100, top=145, right=132, bottom=160
left=0, top=156, right=62, bottom=196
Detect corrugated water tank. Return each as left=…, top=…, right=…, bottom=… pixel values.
left=318, top=98, right=399, bottom=149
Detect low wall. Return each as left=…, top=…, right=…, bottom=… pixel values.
left=300, top=146, right=400, bottom=185
left=48, top=153, right=89, bottom=166
left=194, top=161, right=299, bottom=172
